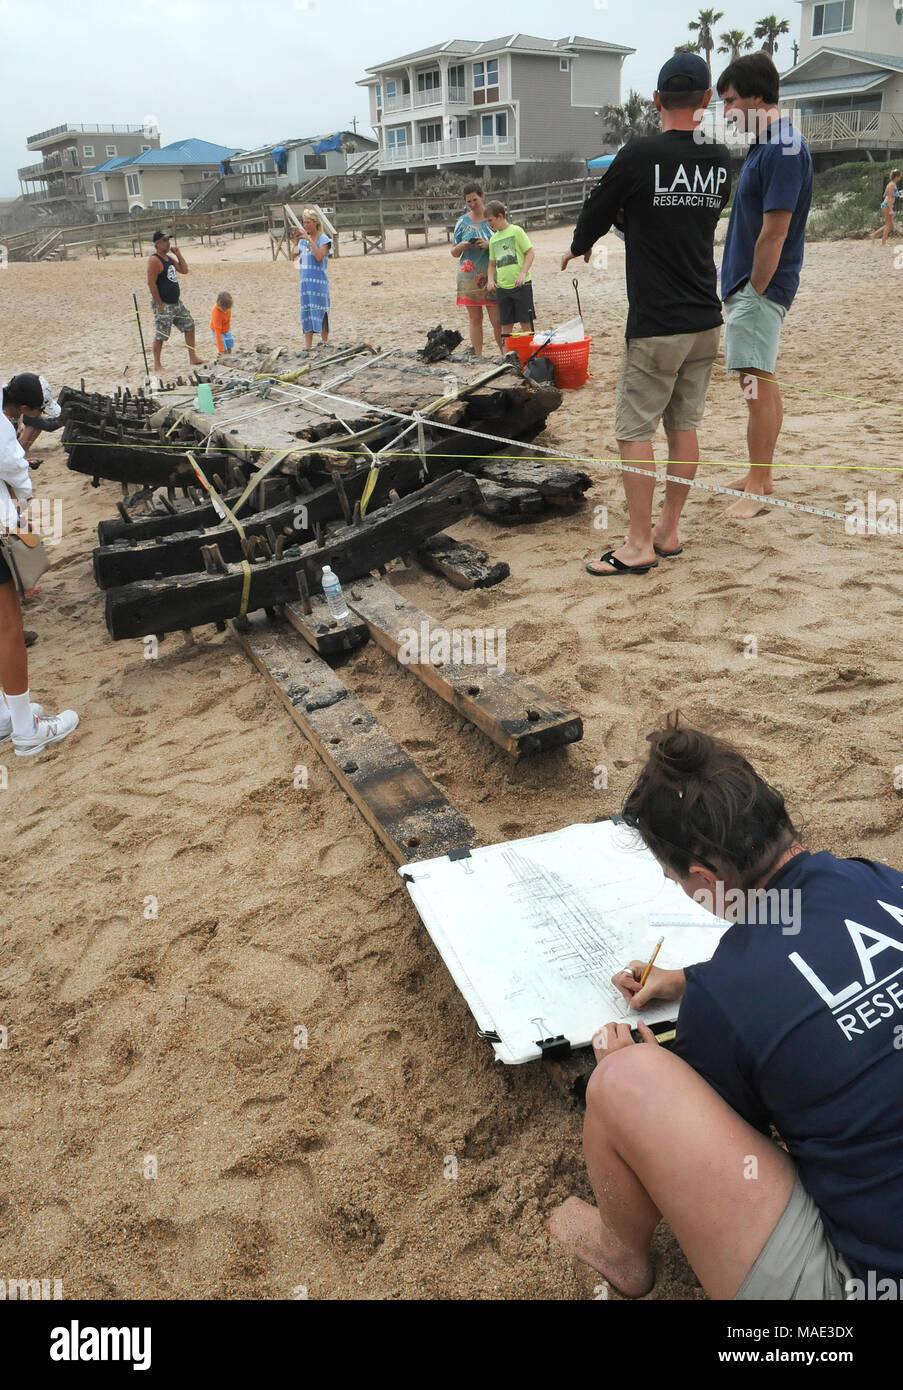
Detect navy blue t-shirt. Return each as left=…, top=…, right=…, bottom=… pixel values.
left=672, top=850, right=903, bottom=1283
left=721, top=119, right=813, bottom=309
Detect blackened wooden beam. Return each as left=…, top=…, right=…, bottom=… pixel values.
left=104, top=471, right=480, bottom=640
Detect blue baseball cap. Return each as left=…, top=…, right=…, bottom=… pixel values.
left=657, top=53, right=712, bottom=93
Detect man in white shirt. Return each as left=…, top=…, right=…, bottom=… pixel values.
left=1, top=373, right=78, bottom=756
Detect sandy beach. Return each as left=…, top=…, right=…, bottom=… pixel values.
left=1, top=226, right=901, bottom=1300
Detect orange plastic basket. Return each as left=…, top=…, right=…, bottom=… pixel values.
left=507, top=333, right=592, bottom=389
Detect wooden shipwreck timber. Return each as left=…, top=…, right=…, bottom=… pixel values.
left=72, top=339, right=590, bottom=861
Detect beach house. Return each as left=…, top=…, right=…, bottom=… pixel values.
left=781, top=0, right=903, bottom=153
left=358, top=34, right=634, bottom=187
left=82, top=139, right=243, bottom=220
left=18, top=122, right=161, bottom=218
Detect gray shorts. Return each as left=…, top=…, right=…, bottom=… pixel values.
left=152, top=299, right=195, bottom=341
left=735, top=1173, right=854, bottom=1301
left=614, top=327, right=720, bottom=442
left=723, top=281, right=786, bottom=374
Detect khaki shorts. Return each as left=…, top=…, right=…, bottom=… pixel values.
left=723, top=281, right=786, bottom=374
left=152, top=299, right=195, bottom=341
left=614, top=327, right=720, bottom=442
left=735, top=1174, right=854, bottom=1301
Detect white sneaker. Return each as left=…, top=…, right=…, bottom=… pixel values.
left=0, top=702, right=45, bottom=742
left=12, top=709, right=79, bottom=757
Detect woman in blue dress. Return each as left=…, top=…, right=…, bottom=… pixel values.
left=292, top=208, right=331, bottom=348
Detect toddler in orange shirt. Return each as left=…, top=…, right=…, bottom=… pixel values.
left=210, top=291, right=234, bottom=353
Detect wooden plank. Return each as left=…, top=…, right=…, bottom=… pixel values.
left=416, top=533, right=510, bottom=591
left=232, top=613, right=475, bottom=864
left=104, top=470, right=481, bottom=639
left=345, top=577, right=583, bottom=757
left=283, top=595, right=369, bottom=657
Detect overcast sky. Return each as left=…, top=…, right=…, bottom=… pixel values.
left=1, top=0, right=802, bottom=197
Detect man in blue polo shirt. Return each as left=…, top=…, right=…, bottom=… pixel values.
left=717, top=52, right=812, bottom=519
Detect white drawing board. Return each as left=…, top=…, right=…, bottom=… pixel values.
left=400, top=819, right=728, bottom=1064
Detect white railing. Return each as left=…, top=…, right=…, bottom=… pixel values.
left=383, top=94, right=411, bottom=112
left=379, top=137, right=516, bottom=166
left=447, top=86, right=468, bottom=104
left=414, top=87, right=443, bottom=108
left=791, top=109, right=903, bottom=147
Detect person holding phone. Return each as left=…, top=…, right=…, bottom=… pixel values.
left=451, top=183, right=502, bottom=357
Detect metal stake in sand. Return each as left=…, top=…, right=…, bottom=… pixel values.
left=132, top=293, right=150, bottom=383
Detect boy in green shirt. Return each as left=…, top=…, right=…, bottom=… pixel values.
left=485, top=200, right=535, bottom=341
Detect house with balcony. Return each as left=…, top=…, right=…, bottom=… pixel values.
left=83, top=139, right=243, bottom=220
left=780, top=0, right=903, bottom=152
left=358, top=34, right=634, bottom=187
left=17, top=122, right=161, bottom=218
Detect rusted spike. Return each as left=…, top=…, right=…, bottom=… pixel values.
left=330, top=469, right=352, bottom=525
left=296, top=567, right=313, bottom=615
left=116, top=501, right=133, bottom=524
left=351, top=501, right=361, bottom=527
left=265, top=524, right=278, bottom=553
left=201, top=543, right=227, bottom=575
left=314, top=522, right=324, bottom=548
left=212, top=474, right=226, bottom=493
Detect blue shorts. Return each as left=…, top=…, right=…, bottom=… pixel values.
left=212, top=330, right=234, bottom=351
left=723, top=281, right=786, bottom=375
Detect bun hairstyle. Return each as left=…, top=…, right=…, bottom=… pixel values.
left=622, top=714, right=797, bottom=886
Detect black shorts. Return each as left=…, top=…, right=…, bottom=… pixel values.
left=497, top=282, right=535, bottom=327
left=0, top=545, right=12, bottom=586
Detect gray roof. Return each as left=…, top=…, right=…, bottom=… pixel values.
left=780, top=70, right=892, bottom=96
left=782, top=46, right=903, bottom=80
left=364, top=33, right=634, bottom=75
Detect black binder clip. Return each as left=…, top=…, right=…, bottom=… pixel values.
left=536, top=1035, right=571, bottom=1060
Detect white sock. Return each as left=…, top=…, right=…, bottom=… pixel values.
left=6, top=690, right=36, bottom=739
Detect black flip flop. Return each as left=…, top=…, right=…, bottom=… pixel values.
left=653, top=544, right=683, bottom=558
left=586, top=550, right=659, bottom=577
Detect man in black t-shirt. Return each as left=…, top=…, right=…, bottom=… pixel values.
left=562, top=54, right=731, bottom=577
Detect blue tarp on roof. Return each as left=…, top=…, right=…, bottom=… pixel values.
left=311, top=133, right=342, bottom=155
left=587, top=154, right=616, bottom=170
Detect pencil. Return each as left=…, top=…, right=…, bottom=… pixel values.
left=638, top=937, right=664, bottom=990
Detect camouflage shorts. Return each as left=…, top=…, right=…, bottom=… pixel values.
left=151, top=299, right=195, bottom=341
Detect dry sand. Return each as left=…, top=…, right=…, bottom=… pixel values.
left=1, top=226, right=901, bottom=1300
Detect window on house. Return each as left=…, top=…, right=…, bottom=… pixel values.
left=386, top=80, right=397, bottom=98
left=140, top=144, right=151, bottom=152
left=69, top=148, right=80, bottom=166
left=402, top=78, right=410, bottom=94
left=83, top=145, right=94, bottom=158
left=126, top=173, right=141, bottom=196
left=474, top=58, right=499, bottom=104
left=456, top=118, right=467, bottom=138
left=417, top=70, right=441, bottom=94
left=448, top=64, right=465, bottom=98
left=560, top=58, right=569, bottom=71
left=93, top=180, right=104, bottom=202
left=419, top=122, right=442, bottom=144
left=375, top=84, right=382, bottom=107
left=386, top=128, right=408, bottom=148
left=481, top=113, right=508, bottom=142
left=812, top=0, right=854, bottom=36
left=304, top=153, right=327, bottom=169
left=106, top=144, right=117, bottom=156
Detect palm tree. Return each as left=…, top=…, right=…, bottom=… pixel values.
left=674, top=41, right=700, bottom=53
left=600, top=90, right=661, bottom=145
left=688, top=9, right=724, bottom=69
left=718, top=29, right=755, bottom=60
left=754, top=14, right=791, bottom=55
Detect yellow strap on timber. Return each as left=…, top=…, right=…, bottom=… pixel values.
left=164, top=409, right=190, bottom=439
left=359, top=464, right=379, bottom=519
left=238, top=558, right=252, bottom=619
left=186, top=451, right=246, bottom=540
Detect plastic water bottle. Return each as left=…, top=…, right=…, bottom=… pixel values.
left=321, top=565, right=349, bottom=621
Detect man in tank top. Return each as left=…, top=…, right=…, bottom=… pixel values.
left=145, top=230, right=204, bottom=375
